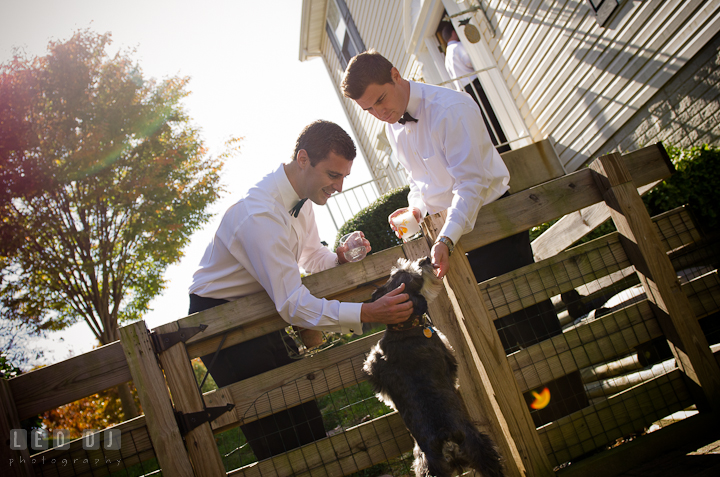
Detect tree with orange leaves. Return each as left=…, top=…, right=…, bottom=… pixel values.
left=42, top=385, right=142, bottom=439
left=0, top=30, right=226, bottom=417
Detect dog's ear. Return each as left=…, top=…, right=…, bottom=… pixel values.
left=418, top=257, right=443, bottom=303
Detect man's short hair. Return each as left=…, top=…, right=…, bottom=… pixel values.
left=293, top=120, right=356, bottom=166
left=441, top=23, right=455, bottom=43
left=341, top=49, right=394, bottom=100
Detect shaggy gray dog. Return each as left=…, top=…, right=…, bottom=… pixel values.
left=364, top=257, right=505, bottom=477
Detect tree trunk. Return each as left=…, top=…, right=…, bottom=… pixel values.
left=103, top=326, right=141, bottom=420
left=117, top=382, right=140, bottom=419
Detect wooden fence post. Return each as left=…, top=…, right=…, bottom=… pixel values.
left=412, top=217, right=554, bottom=477
left=154, top=321, right=228, bottom=476
left=589, top=152, right=720, bottom=411
left=119, top=321, right=195, bottom=477
left=0, top=379, right=34, bottom=476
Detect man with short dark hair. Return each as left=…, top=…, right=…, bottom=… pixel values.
left=442, top=23, right=474, bottom=92
left=342, top=50, right=510, bottom=282
left=342, top=53, right=587, bottom=426
left=189, top=120, right=413, bottom=459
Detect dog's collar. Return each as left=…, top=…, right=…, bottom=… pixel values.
left=387, top=313, right=435, bottom=338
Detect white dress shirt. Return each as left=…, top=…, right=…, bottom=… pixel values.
left=445, top=40, right=476, bottom=89
left=189, top=164, right=363, bottom=334
left=387, top=81, right=510, bottom=246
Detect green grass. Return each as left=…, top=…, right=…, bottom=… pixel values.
left=215, top=428, right=257, bottom=471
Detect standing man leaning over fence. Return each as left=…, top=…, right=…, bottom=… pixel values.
left=342, top=51, right=587, bottom=423
left=188, top=120, right=413, bottom=459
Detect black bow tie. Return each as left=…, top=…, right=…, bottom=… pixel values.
left=289, top=198, right=307, bottom=218
left=398, top=112, right=418, bottom=125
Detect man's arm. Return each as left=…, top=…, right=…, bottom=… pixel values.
left=229, top=212, right=411, bottom=334
left=436, top=102, right=508, bottom=244
left=431, top=102, right=509, bottom=277
left=298, top=203, right=342, bottom=272
left=457, top=43, right=474, bottom=72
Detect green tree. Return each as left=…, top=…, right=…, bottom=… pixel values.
left=644, top=144, right=720, bottom=234
left=0, top=30, right=225, bottom=416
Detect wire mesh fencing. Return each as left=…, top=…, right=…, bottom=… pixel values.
left=201, top=207, right=719, bottom=475
left=213, top=346, right=417, bottom=476
left=481, top=206, right=719, bottom=467
left=30, top=419, right=161, bottom=477
left=28, top=207, right=716, bottom=476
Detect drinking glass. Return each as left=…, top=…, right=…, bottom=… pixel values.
left=391, top=209, right=421, bottom=241
left=339, top=231, right=367, bottom=262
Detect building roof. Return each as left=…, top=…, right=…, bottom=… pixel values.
left=299, top=0, right=327, bottom=62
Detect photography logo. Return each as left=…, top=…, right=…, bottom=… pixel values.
left=9, top=428, right=121, bottom=451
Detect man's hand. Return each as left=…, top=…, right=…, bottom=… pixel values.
left=360, top=283, right=413, bottom=324
left=388, top=207, right=423, bottom=239
left=336, top=231, right=371, bottom=264
left=431, top=241, right=450, bottom=279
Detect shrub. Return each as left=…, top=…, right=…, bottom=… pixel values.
left=644, top=144, right=720, bottom=234
left=333, top=186, right=410, bottom=252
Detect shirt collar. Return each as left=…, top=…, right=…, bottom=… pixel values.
left=405, top=80, right=422, bottom=120
left=276, top=164, right=302, bottom=213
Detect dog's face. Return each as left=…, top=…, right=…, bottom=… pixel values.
left=371, top=257, right=443, bottom=317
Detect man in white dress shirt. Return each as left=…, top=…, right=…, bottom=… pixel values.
left=443, top=23, right=476, bottom=92
left=442, top=22, right=509, bottom=153
left=342, top=52, right=587, bottom=425
left=189, top=120, right=413, bottom=459
left=341, top=50, right=510, bottom=281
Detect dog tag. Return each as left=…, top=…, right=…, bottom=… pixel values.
left=423, top=327, right=433, bottom=338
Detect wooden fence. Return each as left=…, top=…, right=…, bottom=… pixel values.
left=2, top=142, right=719, bottom=477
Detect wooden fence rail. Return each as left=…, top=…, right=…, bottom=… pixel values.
left=5, top=144, right=671, bottom=422
left=4, top=143, right=719, bottom=477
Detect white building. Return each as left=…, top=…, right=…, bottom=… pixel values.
left=299, top=0, right=720, bottom=222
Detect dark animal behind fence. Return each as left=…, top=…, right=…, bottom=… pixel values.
left=363, top=257, right=505, bottom=477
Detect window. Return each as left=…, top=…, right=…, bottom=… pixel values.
left=326, top=0, right=366, bottom=69
left=587, top=0, right=621, bottom=27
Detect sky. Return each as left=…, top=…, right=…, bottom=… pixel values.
left=0, top=0, right=374, bottom=367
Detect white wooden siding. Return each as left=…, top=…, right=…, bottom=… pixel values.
left=299, top=0, right=328, bottom=59
left=601, top=29, right=720, bottom=154
left=320, top=0, right=420, bottom=193
left=478, top=0, right=720, bottom=170
left=312, top=0, right=720, bottom=183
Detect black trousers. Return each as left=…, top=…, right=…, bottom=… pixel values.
left=190, top=294, right=326, bottom=461
left=464, top=78, right=511, bottom=154
left=465, top=207, right=588, bottom=426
